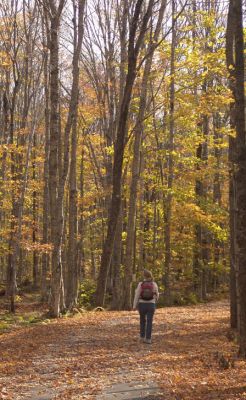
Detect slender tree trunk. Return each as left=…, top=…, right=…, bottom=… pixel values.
left=32, top=130, right=39, bottom=288
left=66, top=113, right=79, bottom=309
left=0, top=91, right=10, bottom=226
left=138, top=159, right=145, bottom=273
left=229, top=157, right=238, bottom=328
left=48, top=0, right=85, bottom=317
left=66, top=0, right=84, bottom=309
left=41, top=8, right=50, bottom=301
left=226, top=0, right=238, bottom=330
left=78, top=145, right=85, bottom=280
left=163, top=0, right=176, bottom=306
left=122, top=0, right=166, bottom=310
left=111, top=202, right=123, bottom=310
left=7, top=110, right=38, bottom=311
left=201, top=115, right=210, bottom=300
left=211, top=114, right=222, bottom=292
left=6, top=75, right=20, bottom=311
left=89, top=219, right=96, bottom=280
left=48, top=11, right=63, bottom=317
left=95, top=0, right=155, bottom=306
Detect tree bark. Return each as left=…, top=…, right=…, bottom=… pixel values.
left=226, top=0, right=238, bottom=330
left=95, top=0, right=155, bottom=306
left=48, top=0, right=85, bottom=317
left=228, top=0, right=246, bottom=356
left=163, top=0, right=176, bottom=306
left=48, top=9, right=63, bottom=317
left=41, top=6, right=50, bottom=301
left=32, top=130, right=39, bottom=289
left=122, top=0, right=166, bottom=310
left=111, top=204, right=123, bottom=310
left=66, top=0, right=86, bottom=310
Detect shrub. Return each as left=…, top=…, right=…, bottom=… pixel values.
left=78, top=279, right=97, bottom=309
left=185, top=292, right=198, bottom=305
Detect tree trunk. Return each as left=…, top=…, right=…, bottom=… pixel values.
left=48, top=12, right=63, bottom=317
left=111, top=204, right=123, bottom=310
left=163, top=0, right=176, bottom=306
left=122, top=0, right=166, bottom=310
left=41, top=8, right=50, bottom=301
left=95, top=0, right=155, bottom=306
left=66, top=112, right=79, bottom=309
left=78, top=145, right=85, bottom=281
left=138, top=157, right=145, bottom=273
left=48, top=0, right=85, bottom=317
left=226, top=0, right=238, bottom=330
left=66, top=0, right=85, bottom=309
left=212, top=114, right=222, bottom=292
left=32, top=130, right=39, bottom=289
left=228, top=0, right=246, bottom=356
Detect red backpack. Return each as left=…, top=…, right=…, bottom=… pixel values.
left=140, top=281, right=155, bottom=300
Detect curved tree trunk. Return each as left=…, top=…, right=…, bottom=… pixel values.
left=95, top=0, right=155, bottom=307
left=122, top=0, right=167, bottom=310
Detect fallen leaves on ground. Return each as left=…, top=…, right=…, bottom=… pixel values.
left=0, top=299, right=245, bottom=399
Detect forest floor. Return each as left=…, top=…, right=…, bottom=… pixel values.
left=0, top=297, right=246, bottom=400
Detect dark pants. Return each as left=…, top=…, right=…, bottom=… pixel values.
left=138, top=302, right=156, bottom=340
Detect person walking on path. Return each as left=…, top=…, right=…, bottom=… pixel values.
left=133, top=269, right=159, bottom=344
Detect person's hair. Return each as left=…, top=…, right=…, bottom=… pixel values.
left=143, top=269, right=153, bottom=281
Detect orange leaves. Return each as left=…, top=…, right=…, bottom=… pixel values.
left=0, top=300, right=246, bottom=399
left=0, top=386, right=9, bottom=400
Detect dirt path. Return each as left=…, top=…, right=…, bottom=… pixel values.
left=0, top=300, right=245, bottom=400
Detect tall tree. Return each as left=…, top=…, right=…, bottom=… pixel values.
left=46, top=0, right=85, bottom=316
left=66, top=0, right=86, bottom=309
left=46, top=0, right=66, bottom=317
left=95, top=0, right=155, bottom=306
left=162, top=0, right=176, bottom=306
left=227, top=0, right=246, bottom=355
left=226, top=0, right=238, bottom=329
left=41, top=5, right=50, bottom=301
left=122, top=0, right=167, bottom=310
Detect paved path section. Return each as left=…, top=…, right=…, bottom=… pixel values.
left=20, top=386, right=55, bottom=400
left=9, top=314, right=165, bottom=400
left=1, top=302, right=231, bottom=399
left=97, top=381, right=162, bottom=399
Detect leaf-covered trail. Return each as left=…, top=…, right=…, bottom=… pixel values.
left=0, top=300, right=246, bottom=399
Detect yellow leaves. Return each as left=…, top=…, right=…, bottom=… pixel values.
left=197, top=87, right=232, bottom=116
left=0, top=51, right=11, bottom=69
left=78, top=102, right=100, bottom=126
left=183, top=202, right=205, bottom=221
left=20, top=241, right=53, bottom=253
left=179, top=202, right=228, bottom=242
left=105, top=145, right=114, bottom=156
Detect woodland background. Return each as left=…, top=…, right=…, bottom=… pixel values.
left=0, top=0, right=245, bottom=354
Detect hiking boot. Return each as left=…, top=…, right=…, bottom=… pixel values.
left=139, top=336, right=145, bottom=343
left=144, top=338, right=152, bottom=344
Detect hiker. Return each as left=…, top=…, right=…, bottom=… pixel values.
left=133, top=269, right=159, bottom=344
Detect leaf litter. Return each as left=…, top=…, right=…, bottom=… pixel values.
left=0, top=300, right=245, bottom=399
